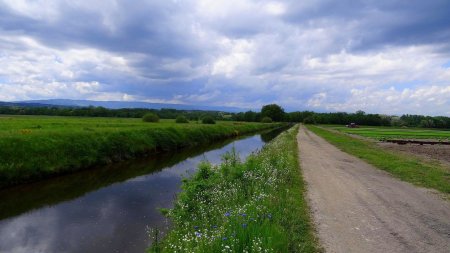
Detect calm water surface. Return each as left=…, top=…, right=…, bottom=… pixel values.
left=0, top=128, right=286, bottom=253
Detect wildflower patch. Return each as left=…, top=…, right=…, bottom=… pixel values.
left=150, top=125, right=320, bottom=252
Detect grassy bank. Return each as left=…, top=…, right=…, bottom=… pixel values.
left=0, top=116, right=281, bottom=188
left=150, top=125, right=320, bottom=252
left=307, top=125, right=450, bottom=194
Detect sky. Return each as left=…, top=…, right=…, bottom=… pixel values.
left=0, top=0, right=450, bottom=115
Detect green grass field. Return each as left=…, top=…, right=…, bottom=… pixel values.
left=326, top=125, right=450, bottom=140
left=307, top=125, right=450, bottom=195
left=0, top=115, right=281, bottom=188
left=0, top=115, right=212, bottom=136
left=150, top=125, right=320, bottom=253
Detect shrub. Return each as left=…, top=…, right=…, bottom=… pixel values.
left=202, top=116, right=215, bottom=124
left=142, top=113, right=159, bottom=123
left=261, top=116, right=272, bottom=123
left=175, top=115, right=189, bottom=124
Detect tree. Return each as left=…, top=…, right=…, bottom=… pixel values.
left=303, top=116, right=315, bottom=124
left=261, top=117, right=272, bottom=123
left=175, top=115, right=189, bottom=123
left=261, top=104, right=285, bottom=122
left=420, top=118, right=435, bottom=128
left=202, top=116, right=215, bottom=124
left=142, top=113, right=159, bottom=122
left=244, top=111, right=258, bottom=122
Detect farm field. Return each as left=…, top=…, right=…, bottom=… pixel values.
left=307, top=125, right=450, bottom=194
left=0, top=115, right=229, bottom=136
left=325, top=125, right=450, bottom=140
left=323, top=125, right=450, bottom=165
left=0, top=115, right=281, bottom=188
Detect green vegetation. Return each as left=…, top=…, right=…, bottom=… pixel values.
left=3, top=103, right=450, bottom=128
left=202, top=116, right=216, bottom=124
left=326, top=125, right=450, bottom=140
left=303, top=116, right=315, bottom=124
left=0, top=104, right=227, bottom=121
left=0, top=103, right=289, bottom=123
left=175, top=115, right=189, bottom=124
left=143, top=113, right=160, bottom=122
left=150, top=126, right=319, bottom=253
left=261, top=104, right=285, bottom=122
left=0, top=115, right=281, bottom=188
left=261, top=116, right=272, bottom=123
left=307, top=125, right=450, bottom=194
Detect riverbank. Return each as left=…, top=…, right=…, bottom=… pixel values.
left=150, top=125, right=320, bottom=252
left=0, top=116, right=282, bottom=188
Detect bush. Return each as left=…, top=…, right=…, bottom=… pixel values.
left=175, top=115, right=189, bottom=124
left=142, top=113, right=159, bottom=123
left=261, top=116, right=272, bottom=123
left=202, top=116, right=215, bottom=124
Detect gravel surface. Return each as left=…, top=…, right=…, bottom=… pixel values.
left=298, top=126, right=450, bottom=253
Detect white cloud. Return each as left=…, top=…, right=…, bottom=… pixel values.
left=0, top=0, right=450, bottom=115
left=212, top=38, right=254, bottom=77
left=264, top=2, right=286, bottom=16
left=317, top=85, right=450, bottom=116
left=307, top=93, right=327, bottom=107
left=0, top=34, right=139, bottom=101
left=2, top=0, right=60, bottom=21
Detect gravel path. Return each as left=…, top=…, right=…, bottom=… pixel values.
left=298, top=125, right=450, bottom=253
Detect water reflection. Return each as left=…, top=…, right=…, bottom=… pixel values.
left=0, top=128, right=285, bottom=253
left=0, top=138, right=238, bottom=221
left=260, top=124, right=292, bottom=142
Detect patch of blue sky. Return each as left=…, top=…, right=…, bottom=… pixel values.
left=381, top=80, right=423, bottom=90
left=441, top=60, right=450, bottom=68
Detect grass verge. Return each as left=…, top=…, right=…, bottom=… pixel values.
left=0, top=121, right=280, bottom=188
left=150, top=125, right=320, bottom=253
left=307, top=125, right=450, bottom=194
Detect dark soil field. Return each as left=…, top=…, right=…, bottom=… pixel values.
left=324, top=125, right=450, bottom=168
left=378, top=142, right=450, bottom=167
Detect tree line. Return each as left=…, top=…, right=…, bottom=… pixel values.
left=1, top=103, right=449, bottom=129
left=0, top=105, right=224, bottom=121
left=233, top=105, right=450, bottom=129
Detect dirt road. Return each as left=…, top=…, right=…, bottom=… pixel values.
left=297, top=126, right=450, bottom=253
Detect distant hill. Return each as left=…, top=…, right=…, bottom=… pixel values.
left=0, top=101, right=71, bottom=108
left=8, top=99, right=246, bottom=112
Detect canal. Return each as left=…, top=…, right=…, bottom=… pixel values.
left=0, top=127, right=287, bottom=253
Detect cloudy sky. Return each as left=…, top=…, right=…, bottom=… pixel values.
left=1, top=0, right=450, bottom=115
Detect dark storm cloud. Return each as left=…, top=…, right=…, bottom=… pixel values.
left=0, top=1, right=201, bottom=57
left=1, top=0, right=448, bottom=66
left=0, top=0, right=449, bottom=115
left=0, top=0, right=211, bottom=84
left=283, top=0, right=450, bottom=53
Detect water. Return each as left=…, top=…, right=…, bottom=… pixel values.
left=0, top=128, right=286, bottom=253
